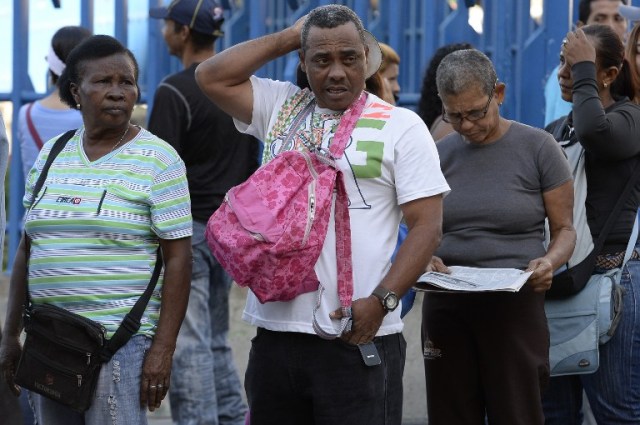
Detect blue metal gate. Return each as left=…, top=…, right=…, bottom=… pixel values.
left=1, top=0, right=633, bottom=270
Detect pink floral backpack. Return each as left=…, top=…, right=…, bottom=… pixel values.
left=206, top=91, right=366, bottom=308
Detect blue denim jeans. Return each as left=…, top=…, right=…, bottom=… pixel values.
left=30, top=335, right=152, bottom=425
left=169, top=220, right=247, bottom=425
left=542, top=254, right=640, bottom=424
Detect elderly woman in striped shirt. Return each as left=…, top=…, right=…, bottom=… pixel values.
left=0, top=35, right=192, bottom=425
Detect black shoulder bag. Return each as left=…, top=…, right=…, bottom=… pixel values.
left=14, top=130, right=164, bottom=412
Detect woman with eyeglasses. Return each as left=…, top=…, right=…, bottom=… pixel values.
left=542, top=24, right=640, bottom=424
left=420, top=49, right=576, bottom=424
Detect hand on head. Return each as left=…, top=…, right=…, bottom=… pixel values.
left=562, top=28, right=597, bottom=68
left=292, top=14, right=307, bottom=35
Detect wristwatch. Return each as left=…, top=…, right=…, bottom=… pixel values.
left=372, top=285, right=399, bottom=313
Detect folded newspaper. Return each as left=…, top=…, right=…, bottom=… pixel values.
left=415, top=266, right=533, bottom=292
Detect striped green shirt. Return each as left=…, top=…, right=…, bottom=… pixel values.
left=24, top=128, right=192, bottom=338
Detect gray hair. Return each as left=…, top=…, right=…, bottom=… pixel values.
left=300, top=5, right=366, bottom=52
left=436, top=49, right=497, bottom=97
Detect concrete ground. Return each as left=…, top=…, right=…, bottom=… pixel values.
left=144, top=285, right=429, bottom=424
left=0, top=276, right=428, bottom=424
left=220, top=286, right=430, bottom=424
left=2, top=277, right=597, bottom=424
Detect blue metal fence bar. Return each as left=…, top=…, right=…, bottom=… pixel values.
left=114, top=0, right=129, bottom=45
left=517, top=0, right=546, bottom=126
left=439, top=5, right=481, bottom=52
left=403, top=1, right=422, bottom=98
left=544, top=0, right=572, bottom=83
left=80, top=0, right=94, bottom=31
left=352, top=0, right=369, bottom=23
left=421, top=0, right=448, bottom=92
left=7, top=0, right=631, bottom=273
left=224, top=1, right=250, bottom=50
left=283, top=1, right=310, bottom=83
left=7, top=0, right=98, bottom=273
left=8, top=0, right=30, bottom=274
left=145, top=0, right=174, bottom=119
left=263, top=0, right=291, bottom=80
left=248, top=0, right=268, bottom=77
left=485, top=0, right=515, bottom=120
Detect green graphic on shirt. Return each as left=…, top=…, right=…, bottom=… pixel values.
left=356, top=118, right=386, bottom=130
left=352, top=140, right=383, bottom=178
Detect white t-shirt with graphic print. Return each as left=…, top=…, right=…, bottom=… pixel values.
left=235, top=76, right=450, bottom=336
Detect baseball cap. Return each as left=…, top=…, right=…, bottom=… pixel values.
left=149, top=0, right=224, bottom=37
left=619, top=4, right=640, bottom=22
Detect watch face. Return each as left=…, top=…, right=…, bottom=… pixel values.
left=384, top=294, right=399, bottom=310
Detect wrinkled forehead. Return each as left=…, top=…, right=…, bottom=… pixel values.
left=77, top=53, right=138, bottom=80
left=304, top=22, right=365, bottom=51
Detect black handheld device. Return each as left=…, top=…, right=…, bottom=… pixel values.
left=358, top=342, right=381, bottom=366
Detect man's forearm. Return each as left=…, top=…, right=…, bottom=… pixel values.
left=379, top=222, right=441, bottom=298
left=195, top=22, right=303, bottom=123
left=196, top=26, right=300, bottom=93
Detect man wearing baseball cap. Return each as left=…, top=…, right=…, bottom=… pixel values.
left=149, top=0, right=226, bottom=37
left=148, top=1, right=258, bottom=424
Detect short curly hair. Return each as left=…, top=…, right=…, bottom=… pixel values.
left=436, top=49, right=497, bottom=100
left=300, top=4, right=366, bottom=52
left=58, top=35, right=140, bottom=109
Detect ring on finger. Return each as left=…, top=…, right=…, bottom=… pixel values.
left=562, top=38, right=568, bottom=45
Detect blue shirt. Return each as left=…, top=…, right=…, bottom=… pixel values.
left=544, top=65, right=572, bottom=126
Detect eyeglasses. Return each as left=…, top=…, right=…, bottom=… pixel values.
left=441, top=81, right=497, bottom=124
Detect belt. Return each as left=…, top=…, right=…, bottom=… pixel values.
left=595, top=249, right=640, bottom=270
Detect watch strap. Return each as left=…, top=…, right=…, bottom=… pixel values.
left=372, top=285, right=398, bottom=312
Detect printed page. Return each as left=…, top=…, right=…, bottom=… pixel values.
left=415, top=266, right=533, bottom=292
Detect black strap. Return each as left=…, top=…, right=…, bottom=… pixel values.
left=30, top=130, right=75, bottom=202
left=24, top=130, right=76, bottom=306
left=100, top=249, right=163, bottom=362
left=23, top=129, right=164, bottom=362
left=592, top=161, right=640, bottom=256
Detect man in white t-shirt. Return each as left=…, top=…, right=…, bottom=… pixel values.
left=196, top=5, right=449, bottom=424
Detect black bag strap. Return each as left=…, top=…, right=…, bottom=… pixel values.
left=100, top=250, right=163, bottom=361
left=23, top=129, right=77, bottom=307
left=30, top=129, right=75, bottom=202
left=23, top=129, right=164, bottom=362
left=592, top=160, right=640, bottom=256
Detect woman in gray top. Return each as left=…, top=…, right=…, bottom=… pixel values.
left=543, top=24, right=640, bottom=424
left=421, top=49, right=575, bottom=424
